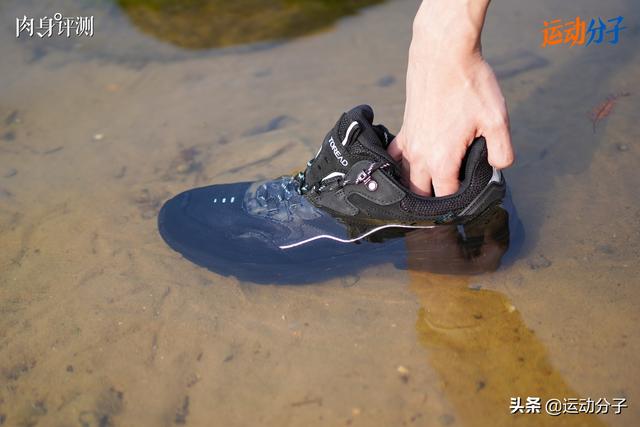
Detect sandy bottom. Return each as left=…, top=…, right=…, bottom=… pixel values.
left=1, top=0, right=639, bottom=426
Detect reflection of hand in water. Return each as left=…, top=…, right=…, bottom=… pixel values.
left=404, top=205, right=510, bottom=275
left=404, top=207, right=604, bottom=426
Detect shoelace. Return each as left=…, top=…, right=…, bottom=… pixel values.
left=295, top=161, right=391, bottom=195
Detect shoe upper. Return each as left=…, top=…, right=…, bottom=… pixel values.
left=296, top=105, right=504, bottom=223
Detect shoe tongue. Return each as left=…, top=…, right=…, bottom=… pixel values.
left=303, top=105, right=395, bottom=189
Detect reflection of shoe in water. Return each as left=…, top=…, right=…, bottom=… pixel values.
left=158, top=105, right=509, bottom=283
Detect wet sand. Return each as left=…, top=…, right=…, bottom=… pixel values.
left=1, top=0, right=639, bottom=426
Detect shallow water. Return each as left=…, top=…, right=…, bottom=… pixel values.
left=1, top=0, right=639, bottom=426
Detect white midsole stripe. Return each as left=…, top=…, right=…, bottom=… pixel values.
left=279, top=223, right=436, bottom=250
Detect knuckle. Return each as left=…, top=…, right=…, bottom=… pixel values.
left=406, top=147, right=426, bottom=164
left=489, top=114, right=509, bottom=131
left=491, top=150, right=515, bottom=168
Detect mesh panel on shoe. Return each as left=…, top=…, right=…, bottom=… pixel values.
left=399, top=144, right=494, bottom=217
left=336, top=113, right=351, bottom=140
left=350, top=141, right=390, bottom=164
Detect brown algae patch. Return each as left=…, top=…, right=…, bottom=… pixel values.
left=117, top=0, right=386, bottom=49
left=410, top=274, right=605, bottom=427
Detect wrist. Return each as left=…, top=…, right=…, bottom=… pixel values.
left=412, top=0, right=489, bottom=57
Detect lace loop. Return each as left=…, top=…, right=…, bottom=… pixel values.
left=295, top=161, right=391, bottom=195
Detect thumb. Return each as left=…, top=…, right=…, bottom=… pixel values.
left=483, top=123, right=515, bottom=169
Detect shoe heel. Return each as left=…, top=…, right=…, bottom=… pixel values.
left=458, top=169, right=506, bottom=220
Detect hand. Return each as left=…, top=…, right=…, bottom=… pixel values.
left=388, top=0, right=514, bottom=197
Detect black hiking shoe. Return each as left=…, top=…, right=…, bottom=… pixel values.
left=296, top=104, right=505, bottom=225
left=158, top=105, right=508, bottom=283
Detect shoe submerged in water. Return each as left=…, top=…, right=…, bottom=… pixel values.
left=158, top=105, right=508, bottom=283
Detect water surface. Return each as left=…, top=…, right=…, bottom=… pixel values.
left=0, top=0, right=639, bottom=426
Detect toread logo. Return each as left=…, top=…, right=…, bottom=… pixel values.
left=328, top=136, right=349, bottom=167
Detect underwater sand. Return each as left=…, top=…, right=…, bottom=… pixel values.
left=1, top=0, right=639, bottom=426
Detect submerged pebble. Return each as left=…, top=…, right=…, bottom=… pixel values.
left=43, top=146, right=63, bottom=155
left=173, top=147, right=202, bottom=175
left=397, top=365, right=410, bottom=383
left=597, top=244, right=615, bottom=255
left=5, top=110, right=19, bottom=125
left=3, top=168, right=17, bottom=178
left=2, top=131, right=16, bottom=142
left=133, top=188, right=166, bottom=219
left=246, top=114, right=296, bottom=136
left=254, top=69, right=271, bottom=78
left=175, top=163, right=192, bottom=174
left=0, top=188, right=13, bottom=199
left=527, top=254, right=552, bottom=270
left=175, top=396, right=189, bottom=424
left=245, top=115, right=296, bottom=136
left=439, top=413, right=455, bottom=426
left=114, top=166, right=127, bottom=179
left=377, top=75, right=396, bottom=87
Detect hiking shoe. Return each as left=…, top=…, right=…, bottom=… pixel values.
left=158, top=105, right=507, bottom=283
left=295, top=104, right=505, bottom=224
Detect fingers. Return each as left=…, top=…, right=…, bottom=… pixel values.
left=401, top=155, right=411, bottom=188
left=389, top=134, right=462, bottom=197
left=484, top=122, right=515, bottom=169
left=425, top=146, right=463, bottom=196
left=431, top=164, right=461, bottom=196
left=388, top=136, right=412, bottom=188
left=389, top=134, right=434, bottom=196
left=387, top=137, right=403, bottom=162
left=409, top=164, right=433, bottom=196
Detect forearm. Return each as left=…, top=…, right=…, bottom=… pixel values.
left=412, top=0, right=491, bottom=56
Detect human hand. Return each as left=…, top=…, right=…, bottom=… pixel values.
left=388, top=0, right=514, bottom=197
